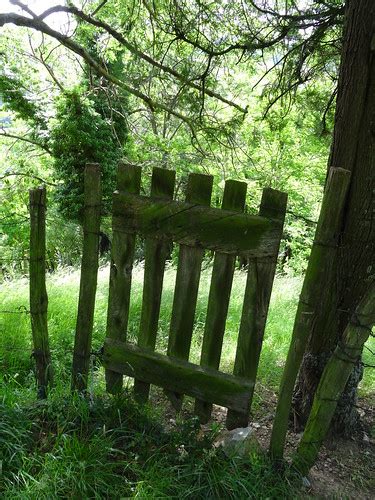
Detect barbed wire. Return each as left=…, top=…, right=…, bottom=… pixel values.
left=1, top=216, right=83, bottom=230
left=0, top=305, right=30, bottom=315
left=364, top=344, right=375, bottom=356
left=1, top=258, right=30, bottom=263
left=286, top=209, right=317, bottom=225
left=0, top=345, right=103, bottom=358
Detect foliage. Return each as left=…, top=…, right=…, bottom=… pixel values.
left=0, top=74, right=46, bottom=129
left=50, top=90, right=123, bottom=221
left=0, top=0, right=343, bottom=273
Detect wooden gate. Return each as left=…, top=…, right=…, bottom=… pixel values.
left=102, top=163, right=287, bottom=429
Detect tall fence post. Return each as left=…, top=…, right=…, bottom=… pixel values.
left=29, top=186, right=53, bottom=398
left=72, top=163, right=101, bottom=392
left=292, top=281, right=375, bottom=475
left=270, top=167, right=351, bottom=459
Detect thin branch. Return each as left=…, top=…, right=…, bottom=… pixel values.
left=0, top=11, right=197, bottom=133
left=173, top=23, right=291, bottom=57
left=248, top=0, right=344, bottom=22
left=36, top=4, right=247, bottom=114
left=10, top=0, right=35, bottom=18
left=321, top=86, right=338, bottom=135
left=91, top=0, right=109, bottom=16
left=0, top=171, right=57, bottom=186
left=286, top=209, right=317, bottom=226
left=0, top=129, right=52, bottom=154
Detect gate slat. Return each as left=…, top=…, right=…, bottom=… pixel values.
left=134, top=167, right=176, bottom=402
left=226, top=188, right=287, bottom=429
left=105, top=163, right=141, bottom=394
left=166, top=173, right=213, bottom=409
left=104, top=338, right=254, bottom=413
left=194, top=180, right=247, bottom=422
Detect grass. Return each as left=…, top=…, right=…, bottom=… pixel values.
left=1, top=264, right=374, bottom=498
left=1, top=264, right=373, bottom=394
left=1, top=265, right=300, bottom=402
left=0, top=388, right=300, bottom=499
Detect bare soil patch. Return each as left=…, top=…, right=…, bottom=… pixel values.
left=154, top=386, right=375, bottom=499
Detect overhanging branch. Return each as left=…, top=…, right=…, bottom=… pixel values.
left=0, top=129, right=52, bottom=154
left=37, top=4, right=247, bottom=113
left=0, top=11, right=196, bottom=132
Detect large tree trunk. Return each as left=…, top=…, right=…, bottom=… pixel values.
left=294, top=0, right=375, bottom=434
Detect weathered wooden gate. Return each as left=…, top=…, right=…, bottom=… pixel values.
left=101, top=163, right=287, bottom=429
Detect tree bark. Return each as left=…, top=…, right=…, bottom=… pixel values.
left=294, top=0, right=375, bottom=434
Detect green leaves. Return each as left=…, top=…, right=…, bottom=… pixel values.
left=0, top=74, right=46, bottom=130
left=50, top=89, right=126, bottom=222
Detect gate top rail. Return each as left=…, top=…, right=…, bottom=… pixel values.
left=112, top=190, right=284, bottom=256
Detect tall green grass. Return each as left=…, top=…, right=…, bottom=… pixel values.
left=1, top=264, right=373, bottom=396
left=1, top=265, right=374, bottom=498
left=1, top=389, right=300, bottom=499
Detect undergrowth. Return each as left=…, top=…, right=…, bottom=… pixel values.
left=0, top=388, right=299, bottom=499
left=1, top=265, right=374, bottom=498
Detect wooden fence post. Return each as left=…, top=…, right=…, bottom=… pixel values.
left=29, top=186, right=53, bottom=398
left=71, top=163, right=101, bottom=392
left=269, top=167, right=351, bottom=459
left=292, top=281, right=375, bottom=475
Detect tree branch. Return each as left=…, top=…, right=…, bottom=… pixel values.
left=36, top=4, right=247, bottom=114
left=0, top=171, right=57, bottom=186
left=0, top=129, right=52, bottom=154
left=248, top=0, right=344, bottom=22
left=91, top=0, right=109, bottom=16
left=0, top=11, right=197, bottom=133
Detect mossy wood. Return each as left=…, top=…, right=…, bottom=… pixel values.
left=112, top=193, right=283, bottom=256
left=269, top=167, right=351, bottom=459
left=292, top=281, right=375, bottom=475
left=72, top=164, right=101, bottom=392
left=103, top=164, right=287, bottom=427
left=29, top=186, right=53, bottom=398
left=105, top=163, right=141, bottom=394
left=226, top=188, right=288, bottom=429
left=194, top=180, right=247, bottom=422
left=134, top=167, right=176, bottom=402
left=103, top=338, right=254, bottom=413
left=166, top=173, right=213, bottom=410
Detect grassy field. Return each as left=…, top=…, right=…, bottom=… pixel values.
left=1, top=265, right=374, bottom=498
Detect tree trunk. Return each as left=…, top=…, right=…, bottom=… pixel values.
left=294, top=0, right=375, bottom=434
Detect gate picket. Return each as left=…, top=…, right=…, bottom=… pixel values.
left=194, top=180, right=247, bottom=423
left=166, top=173, right=213, bottom=409
left=105, top=163, right=141, bottom=394
left=134, top=167, right=176, bottom=402
left=226, top=188, right=287, bottom=429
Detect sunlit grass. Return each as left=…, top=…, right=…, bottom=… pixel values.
left=1, top=264, right=373, bottom=396
left=1, top=265, right=374, bottom=498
